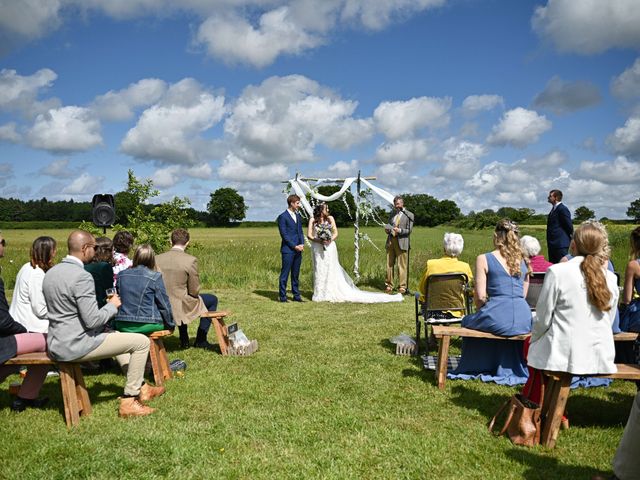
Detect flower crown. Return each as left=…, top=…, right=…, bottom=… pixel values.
left=497, top=219, right=519, bottom=235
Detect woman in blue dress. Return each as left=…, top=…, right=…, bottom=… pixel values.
left=621, top=226, right=640, bottom=332
left=449, top=219, right=532, bottom=385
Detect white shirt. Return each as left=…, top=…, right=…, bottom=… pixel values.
left=528, top=257, right=617, bottom=375
left=9, top=262, right=49, bottom=333
left=288, top=208, right=297, bottom=223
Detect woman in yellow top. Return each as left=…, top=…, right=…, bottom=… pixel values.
left=418, top=232, right=473, bottom=317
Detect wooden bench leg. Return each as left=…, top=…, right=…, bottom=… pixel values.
left=58, top=363, right=80, bottom=428
left=149, top=337, right=172, bottom=386
left=436, top=336, right=451, bottom=390
left=73, top=364, right=91, bottom=417
left=541, top=374, right=571, bottom=448
left=213, top=317, right=230, bottom=356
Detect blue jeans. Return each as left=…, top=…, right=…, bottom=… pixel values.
left=198, top=293, right=218, bottom=332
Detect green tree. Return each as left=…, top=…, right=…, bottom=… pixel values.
left=114, top=190, right=137, bottom=226
left=207, top=188, right=247, bottom=226
left=496, top=207, right=535, bottom=223
left=104, top=170, right=194, bottom=251
left=400, top=194, right=461, bottom=227
left=628, top=198, right=640, bottom=222
left=574, top=205, right=595, bottom=223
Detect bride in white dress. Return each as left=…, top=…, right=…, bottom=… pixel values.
left=307, top=203, right=403, bottom=303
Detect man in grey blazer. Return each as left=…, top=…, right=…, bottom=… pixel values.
left=43, top=230, right=164, bottom=418
left=384, top=196, right=414, bottom=294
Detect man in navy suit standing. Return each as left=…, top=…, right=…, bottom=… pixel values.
left=546, top=189, right=573, bottom=263
left=277, top=194, right=305, bottom=302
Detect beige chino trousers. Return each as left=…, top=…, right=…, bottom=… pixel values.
left=75, top=332, right=150, bottom=397
left=386, top=236, right=408, bottom=290
left=613, top=391, right=640, bottom=479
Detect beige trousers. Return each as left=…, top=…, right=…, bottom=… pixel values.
left=75, top=332, right=150, bottom=397
left=613, top=391, right=640, bottom=479
left=386, top=236, right=408, bottom=289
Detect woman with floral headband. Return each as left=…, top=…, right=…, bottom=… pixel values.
left=449, top=219, right=532, bottom=385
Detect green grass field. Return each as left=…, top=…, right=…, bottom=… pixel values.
left=0, top=225, right=638, bottom=479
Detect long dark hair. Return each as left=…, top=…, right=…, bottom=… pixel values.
left=30, top=236, right=57, bottom=272
left=313, top=203, right=328, bottom=223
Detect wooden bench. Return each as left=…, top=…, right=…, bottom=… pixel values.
left=541, top=364, right=640, bottom=448
left=201, top=310, right=258, bottom=356
left=5, top=353, right=90, bottom=429
left=148, top=330, right=173, bottom=386
left=431, top=326, right=638, bottom=390
left=201, top=311, right=232, bottom=355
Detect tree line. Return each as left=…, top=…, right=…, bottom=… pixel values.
left=1, top=183, right=639, bottom=228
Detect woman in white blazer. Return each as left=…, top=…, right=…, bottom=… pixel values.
left=528, top=221, right=618, bottom=375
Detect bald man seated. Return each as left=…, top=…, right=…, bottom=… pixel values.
left=43, top=230, right=164, bottom=418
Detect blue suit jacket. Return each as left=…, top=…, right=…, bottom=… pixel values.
left=546, top=202, right=573, bottom=249
left=277, top=210, right=304, bottom=254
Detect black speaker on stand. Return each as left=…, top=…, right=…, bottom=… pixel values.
left=91, top=194, right=116, bottom=234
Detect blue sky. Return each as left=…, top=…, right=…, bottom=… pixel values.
left=1, top=0, right=639, bottom=220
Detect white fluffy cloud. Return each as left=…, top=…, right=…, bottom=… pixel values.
left=611, top=58, right=640, bottom=100
left=91, top=78, right=167, bottom=121
left=196, top=8, right=322, bottom=68
left=532, top=0, right=640, bottom=54
left=533, top=76, right=601, bottom=114
left=218, top=154, right=288, bottom=182
left=0, top=68, right=60, bottom=117
left=487, top=107, right=552, bottom=148
left=326, top=159, right=359, bottom=176
left=461, top=94, right=504, bottom=116
left=374, top=96, right=451, bottom=140
left=434, top=139, right=487, bottom=180
left=0, top=123, right=20, bottom=143
left=121, top=78, right=225, bottom=164
left=62, top=172, right=104, bottom=195
left=607, top=117, right=640, bottom=158
left=27, top=106, right=102, bottom=153
left=374, top=139, right=430, bottom=164
left=152, top=162, right=213, bottom=188
left=576, top=156, right=640, bottom=184
left=0, top=0, right=62, bottom=51
left=39, top=158, right=76, bottom=178
left=225, top=75, right=372, bottom=165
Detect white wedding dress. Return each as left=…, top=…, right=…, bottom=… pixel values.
left=311, top=241, right=403, bottom=303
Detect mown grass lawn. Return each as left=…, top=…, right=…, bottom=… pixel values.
left=0, top=225, right=638, bottom=479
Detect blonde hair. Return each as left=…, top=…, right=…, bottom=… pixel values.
left=132, top=244, right=156, bottom=270
left=493, top=219, right=527, bottom=277
left=573, top=221, right=612, bottom=312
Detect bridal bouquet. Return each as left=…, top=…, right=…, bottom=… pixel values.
left=315, top=223, right=332, bottom=250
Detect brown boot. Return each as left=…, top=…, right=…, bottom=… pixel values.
left=119, top=397, right=155, bottom=418
left=138, top=383, right=166, bottom=403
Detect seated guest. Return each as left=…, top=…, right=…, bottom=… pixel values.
left=112, top=230, right=134, bottom=285
left=0, top=233, right=49, bottom=411
left=43, top=230, right=164, bottom=418
left=520, top=235, right=552, bottom=273
left=10, top=236, right=56, bottom=333
left=156, top=229, right=218, bottom=349
left=85, top=236, right=115, bottom=308
left=417, top=232, right=473, bottom=316
left=528, top=222, right=617, bottom=378
left=449, top=219, right=532, bottom=385
left=620, top=226, right=640, bottom=333
left=115, top=244, right=175, bottom=334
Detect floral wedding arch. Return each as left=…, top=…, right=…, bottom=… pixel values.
left=285, top=172, right=397, bottom=281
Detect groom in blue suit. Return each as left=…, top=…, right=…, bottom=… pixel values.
left=277, top=194, right=305, bottom=302
left=546, top=189, right=573, bottom=263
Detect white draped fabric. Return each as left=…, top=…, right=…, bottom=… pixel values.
left=288, top=176, right=396, bottom=215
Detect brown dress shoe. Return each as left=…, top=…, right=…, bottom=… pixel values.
left=119, top=397, right=155, bottom=418
left=138, top=383, right=166, bottom=403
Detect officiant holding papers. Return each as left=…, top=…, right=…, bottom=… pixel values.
left=385, top=196, right=414, bottom=294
